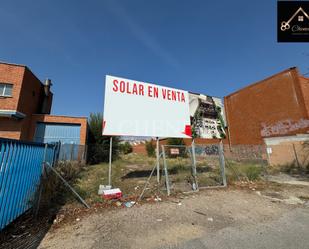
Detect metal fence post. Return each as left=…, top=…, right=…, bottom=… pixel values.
left=70, top=143, right=74, bottom=161
left=219, top=141, right=227, bottom=186
left=191, top=140, right=198, bottom=190
left=83, top=144, right=88, bottom=163
left=161, top=145, right=171, bottom=196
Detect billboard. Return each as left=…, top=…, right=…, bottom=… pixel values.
left=103, top=75, right=192, bottom=138
left=189, top=93, right=226, bottom=139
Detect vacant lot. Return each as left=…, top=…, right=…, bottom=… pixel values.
left=39, top=182, right=309, bottom=249
left=3, top=153, right=308, bottom=249
left=72, top=153, right=267, bottom=203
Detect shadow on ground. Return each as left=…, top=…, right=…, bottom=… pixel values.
left=121, top=166, right=213, bottom=179
left=0, top=207, right=59, bottom=249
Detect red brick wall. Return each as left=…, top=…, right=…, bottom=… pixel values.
left=224, top=68, right=309, bottom=145
left=0, top=63, right=25, bottom=139
left=0, top=63, right=55, bottom=141
left=29, top=114, right=88, bottom=145
left=17, top=67, right=54, bottom=140
left=0, top=63, right=87, bottom=145
left=0, top=118, right=22, bottom=140
left=0, top=63, right=25, bottom=111
left=132, top=143, right=147, bottom=155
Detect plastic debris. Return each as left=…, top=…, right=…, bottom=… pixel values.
left=102, top=188, right=122, bottom=200
left=98, top=185, right=112, bottom=195
left=207, top=217, right=214, bottom=222
left=124, top=201, right=135, bottom=208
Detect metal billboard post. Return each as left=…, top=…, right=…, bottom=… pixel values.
left=108, top=137, right=113, bottom=186
left=156, top=137, right=160, bottom=183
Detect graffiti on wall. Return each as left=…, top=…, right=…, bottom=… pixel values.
left=261, top=118, right=309, bottom=137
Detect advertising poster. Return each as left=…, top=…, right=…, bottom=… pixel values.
left=189, top=93, right=226, bottom=139
left=103, top=75, right=192, bottom=138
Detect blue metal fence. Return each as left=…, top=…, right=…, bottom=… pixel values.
left=0, top=138, right=57, bottom=231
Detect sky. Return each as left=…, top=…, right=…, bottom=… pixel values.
left=0, top=0, right=308, bottom=117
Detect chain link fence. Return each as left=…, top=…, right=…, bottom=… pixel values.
left=161, top=143, right=226, bottom=194
left=222, top=144, right=268, bottom=182
left=194, top=144, right=226, bottom=189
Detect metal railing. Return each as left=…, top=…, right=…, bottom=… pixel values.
left=0, top=138, right=57, bottom=231
left=57, top=144, right=87, bottom=162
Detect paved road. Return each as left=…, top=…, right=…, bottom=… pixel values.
left=160, top=208, right=309, bottom=249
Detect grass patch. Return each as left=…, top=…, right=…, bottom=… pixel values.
left=71, top=154, right=266, bottom=204
left=226, top=162, right=264, bottom=182
left=73, top=153, right=161, bottom=203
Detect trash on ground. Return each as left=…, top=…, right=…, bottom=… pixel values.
left=156, top=219, right=162, bottom=222
left=207, top=217, right=214, bottom=222
left=102, top=188, right=122, bottom=200
left=154, top=196, right=162, bottom=202
left=124, top=201, right=136, bottom=208
left=115, top=201, right=122, bottom=207
left=98, top=185, right=112, bottom=195
left=194, top=210, right=207, bottom=216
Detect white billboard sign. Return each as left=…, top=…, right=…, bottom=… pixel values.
left=103, top=75, right=192, bottom=138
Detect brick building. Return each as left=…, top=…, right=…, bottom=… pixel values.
left=0, top=62, right=87, bottom=145
left=224, top=67, right=309, bottom=145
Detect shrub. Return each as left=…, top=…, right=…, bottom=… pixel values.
left=145, top=141, right=156, bottom=157
left=37, top=161, right=84, bottom=208
left=243, top=164, right=263, bottom=180
left=119, top=142, right=133, bottom=154
left=226, top=162, right=263, bottom=182
left=87, top=112, right=120, bottom=164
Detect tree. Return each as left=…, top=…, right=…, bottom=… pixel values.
left=145, top=140, right=156, bottom=157
left=87, top=112, right=120, bottom=164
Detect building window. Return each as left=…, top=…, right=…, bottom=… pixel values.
left=0, top=83, right=13, bottom=97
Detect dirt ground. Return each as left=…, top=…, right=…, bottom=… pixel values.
left=38, top=183, right=309, bottom=249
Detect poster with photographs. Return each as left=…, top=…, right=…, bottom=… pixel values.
left=189, top=93, right=226, bottom=139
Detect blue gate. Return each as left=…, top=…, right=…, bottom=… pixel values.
left=0, top=138, right=57, bottom=231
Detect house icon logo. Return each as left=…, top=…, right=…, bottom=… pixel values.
left=280, top=7, right=309, bottom=31
left=278, top=1, right=309, bottom=42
